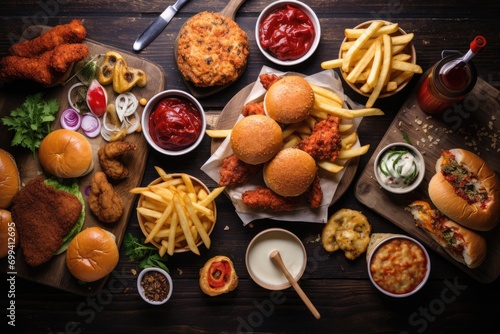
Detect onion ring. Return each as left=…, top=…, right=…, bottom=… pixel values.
left=116, top=92, right=138, bottom=122
left=81, top=113, right=101, bottom=138
left=60, top=108, right=82, bottom=131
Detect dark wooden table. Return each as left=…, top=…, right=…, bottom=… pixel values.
left=1, top=1, right=500, bottom=333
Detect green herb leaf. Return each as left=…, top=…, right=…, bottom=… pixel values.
left=123, top=233, right=169, bottom=271
left=401, top=130, right=413, bottom=145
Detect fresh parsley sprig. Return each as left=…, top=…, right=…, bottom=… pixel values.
left=123, top=233, right=169, bottom=272
left=1, top=93, right=59, bottom=157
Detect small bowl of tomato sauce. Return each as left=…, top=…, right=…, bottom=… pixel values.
left=256, top=0, right=321, bottom=66
left=367, top=234, right=431, bottom=298
left=142, top=90, right=206, bottom=156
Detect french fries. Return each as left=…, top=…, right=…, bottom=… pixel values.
left=132, top=167, right=225, bottom=256
left=321, top=20, right=422, bottom=108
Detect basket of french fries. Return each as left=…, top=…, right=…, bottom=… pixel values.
left=322, top=20, right=422, bottom=107
left=131, top=167, right=224, bottom=256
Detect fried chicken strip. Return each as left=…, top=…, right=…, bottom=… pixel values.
left=241, top=101, right=265, bottom=116
left=9, top=19, right=87, bottom=57
left=219, top=154, right=263, bottom=186
left=307, top=174, right=323, bottom=209
left=259, top=73, right=281, bottom=90
left=98, top=141, right=137, bottom=180
left=88, top=172, right=123, bottom=223
left=50, top=43, right=89, bottom=73
left=242, top=187, right=299, bottom=212
left=297, top=115, right=342, bottom=162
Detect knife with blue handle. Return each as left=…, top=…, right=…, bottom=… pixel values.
left=133, top=0, right=190, bottom=51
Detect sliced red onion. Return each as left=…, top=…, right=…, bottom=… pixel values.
left=60, top=108, right=82, bottom=131
left=81, top=113, right=101, bottom=138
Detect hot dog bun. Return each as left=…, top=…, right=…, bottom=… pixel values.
left=199, top=255, right=238, bottom=296
left=408, top=200, right=487, bottom=269
left=428, top=148, right=500, bottom=231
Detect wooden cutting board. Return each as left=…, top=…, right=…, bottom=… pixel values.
left=355, top=76, right=500, bottom=283
left=0, top=25, right=165, bottom=295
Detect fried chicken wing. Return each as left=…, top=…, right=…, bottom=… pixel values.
left=242, top=187, right=299, bottom=212
left=98, top=141, right=137, bottom=180
left=307, top=174, right=323, bottom=209
left=219, top=154, right=263, bottom=186
left=50, top=43, right=89, bottom=73
left=88, top=172, right=123, bottom=223
left=9, top=19, right=87, bottom=57
left=11, top=177, right=82, bottom=266
left=259, top=73, right=281, bottom=90
left=297, top=115, right=342, bottom=162
left=241, top=101, right=265, bottom=116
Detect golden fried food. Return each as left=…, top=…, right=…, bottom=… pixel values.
left=98, top=141, right=137, bottom=180
left=297, top=115, right=342, bottom=162
left=219, top=154, right=263, bottom=187
left=321, top=208, right=371, bottom=260
left=176, top=11, right=250, bottom=87
left=259, top=73, right=281, bottom=90
left=307, top=174, right=323, bottom=209
left=49, top=43, right=89, bottom=73
left=88, top=172, right=123, bottom=223
left=242, top=187, right=299, bottom=212
left=9, top=19, right=86, bottom=57
left=241, top=101, right=265, bottom=117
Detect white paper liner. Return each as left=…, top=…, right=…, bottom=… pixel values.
left=201, top=65, right=364, bottom=225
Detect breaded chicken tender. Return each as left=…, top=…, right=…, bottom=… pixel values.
left=98, top=141, right=137, bottom=180
left=9, top=19, right=86, bottom=57
left=297, top=115, right=342, bottom=162
left=241, top=102, right=265, bottom=117
left=242, top=187, right=298, bottom=212
left=88, top=172, right=123, bottom=223
left=219, top=154, right=263, bottom=187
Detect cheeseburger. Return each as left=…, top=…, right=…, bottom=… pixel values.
left=39, top=129, right=94, bottom=178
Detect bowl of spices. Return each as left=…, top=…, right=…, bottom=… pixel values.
left=142, top=89, right=206, bottom=156
left=374, top=142, right=425, bottom=194
left=256, top=0, right=321, bottom=66
left=137, top=267, right=173, bottom=305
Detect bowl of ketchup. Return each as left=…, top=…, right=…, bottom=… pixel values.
left=256, top=0, right=321, bottom=66
left=142, top=90, right=206, bottom=156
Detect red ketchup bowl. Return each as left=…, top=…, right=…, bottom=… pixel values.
left=142, top=90, right=206, bottom=156
left=256, top=0, right=321, bottom=66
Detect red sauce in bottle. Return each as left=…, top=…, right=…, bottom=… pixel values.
left=440, top=66, right=470, bottom=91
left=258, top=5, right=315, bottom=61
left=148, top=97, right=202, bottom=151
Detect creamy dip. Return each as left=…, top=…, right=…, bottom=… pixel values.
left=247, top=230, right=305, bottom=287
left=377, top=148, right=419, bottom=188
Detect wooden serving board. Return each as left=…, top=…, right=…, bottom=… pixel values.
left=355, top=77, right=500, bottom=283
left=0, top=26, right=165, bottom=295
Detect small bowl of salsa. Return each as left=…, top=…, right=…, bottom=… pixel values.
left=142, top=90, right=206, bottom=156
left=256, top=0, right=321, bottom=66
left=367, top=234, right=430, bottom=298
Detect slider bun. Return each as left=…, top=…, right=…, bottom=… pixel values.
left=66, top=227, right=119, bottom=282
left=264, top=76, right=314, bottom=124
left=230, top=114, right=282, bottom=165
left=429, top=148, right=500, bottom=231
left=264, top=148, right=317, bottom=197
left=0, top=148, right=21, bottom=209
left=0, top=209, right=18, bottom=258
left=39, top=129, right=94, bottom=178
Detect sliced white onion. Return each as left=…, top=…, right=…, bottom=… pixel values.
left=67, top=82, right=86, bottom=113
left=115, top=92, right=138, bottom=122
left=81, top=113, right=101, bottom=138
left=124, top=111, right=140, bottom=134
left=102, top=111, right=121, bottom=132
left=60, top=108, right=82, bottom=131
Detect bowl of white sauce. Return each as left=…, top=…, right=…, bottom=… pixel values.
left=374, top=142, right=425, bottom=194
left=245, top=228, right=307, bottom=290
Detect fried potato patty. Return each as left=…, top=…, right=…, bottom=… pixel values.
left=176, top=11, right=250, bottom=87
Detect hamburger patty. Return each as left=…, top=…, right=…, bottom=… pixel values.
left=11, top=177, right=82, bottom=266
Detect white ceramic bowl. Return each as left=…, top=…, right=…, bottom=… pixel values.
left=255, top=0, right=321, bottom=66
left=367, top=235, right=430, bottom=298
left=142, top=89, right=206, bottom=156
left=137, top=267, right=173, bottom=305
left=373, top=142, right=425, bottom=194
left=245, top=228, right=307, bottom=290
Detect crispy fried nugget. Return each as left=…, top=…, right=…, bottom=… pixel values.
left=9, top=19, right=87, bottom=57
left=242, top=187, right=299, bottom=212
left=219, top=154, right=262, bottom=187
left=98, top=141, right=137, bottom=180
left=88, top=172, right=123, bottom=224
left=297, top=115, right=342, bottom=162
left=50, top=43, right=89, bottom=73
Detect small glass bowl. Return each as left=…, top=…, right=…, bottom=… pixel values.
left=255, top=0, right=321, bottom=66
left=373, top=142, right=425, bottom=194
left=137, top=267, right=173, bottom=305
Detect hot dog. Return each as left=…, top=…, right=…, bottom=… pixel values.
left=407, top=200, right=487, bottom=269
left=428, top=148, right=500, bottom=231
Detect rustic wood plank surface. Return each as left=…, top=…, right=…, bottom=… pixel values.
left=1, top=0, right=500, bottom=333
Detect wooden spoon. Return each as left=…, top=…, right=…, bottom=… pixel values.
left=269, top=250, right=321, bottom=319
left=174, top=0, right=248, bottom=98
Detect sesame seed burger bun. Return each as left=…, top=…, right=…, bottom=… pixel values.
left=264, top=148, right=317, bottom=197
left=0, top=148, right=21, bottom=209
left=66, top=227, right=119, bottom=282
left=230, top=114, right=283, bottom=165
left=264, top=76, right=314, bottom=124
left=38, top=129, right=94, bottom=178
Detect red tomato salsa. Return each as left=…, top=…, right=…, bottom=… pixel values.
left=208, top=260, right=232, bottom=288
left=148, top=96, right=203, bottom=151
left=258, top=4, right=315, bottom=61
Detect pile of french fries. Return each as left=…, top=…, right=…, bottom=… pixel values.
left=206, top=81, right=383, bottom=174
left=130, top=167, right=225, bottom=256
left=321, top=20, right=422, bottom=108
